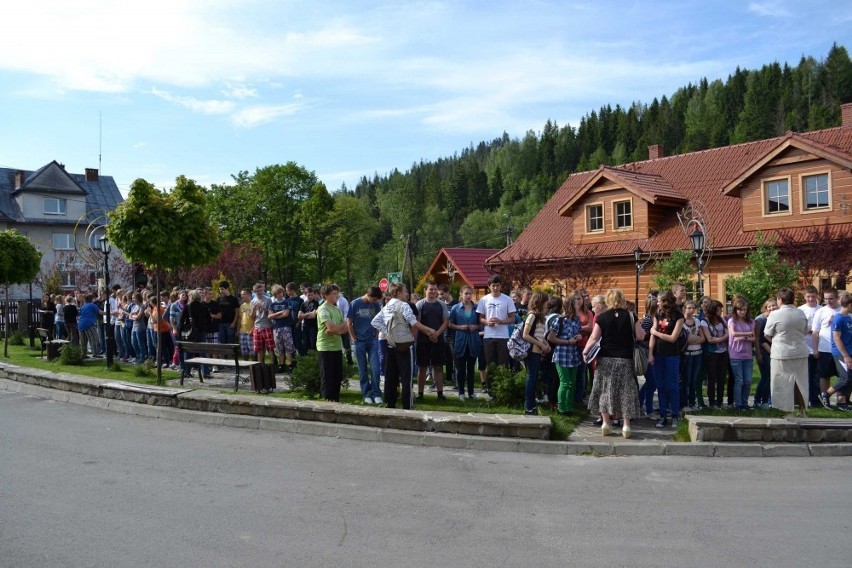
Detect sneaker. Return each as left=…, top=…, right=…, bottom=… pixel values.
left=426, top=384, right=436, bottom=393
left=672, top=418, right=680, bottom=428
left=483, top=393, right=494, bottom=402
left=656, top=417, right=670, bottom=428
left=363, top=397, right=374, bottom=405
left=837, top=404, right=849, bottom=412
left=593, top=416, right=604, bottom=426
left=458, top=393, right=466, bottom=402
left=373, top=396, right=383, bottom=405
left=524, top=408, right=538, bottom=416
left=819, top=391, right=831, bottom=409
left=468, top=393, right=477, bottom=401
left=536, top=394, right=549, bottom=404
left=414, top=394, right=424, bottom=402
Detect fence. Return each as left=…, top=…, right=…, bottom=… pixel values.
left=0, top=301, right=41, bottom=335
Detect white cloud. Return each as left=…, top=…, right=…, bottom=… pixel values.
left=132, top=141, right=148, bottom=149
left=748, top=2, right=791, bottom=17
left=222, top=83, right=258, bottom=99
left=230, top=103, right=307, bottom=128
left=150, top=87, right=234, bottom=114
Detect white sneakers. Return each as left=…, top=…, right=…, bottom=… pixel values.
left=363, top=397, right=373, bottom=404
left=373, top=396, right=383, bottom=404
left=458, top=393, right=465, bottom=402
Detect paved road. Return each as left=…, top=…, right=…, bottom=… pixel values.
left=1, top=389, right=848, bottom=568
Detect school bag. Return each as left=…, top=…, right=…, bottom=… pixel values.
left=386, top=303, right=415, bottom=352
left=508, top=318, right=537, bottom=361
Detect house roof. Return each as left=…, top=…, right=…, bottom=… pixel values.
left=0, top=161, right=123, bottom=224
left=558, top=166, right=686, bottom=215
left=425, top=247, right=501, bottom=287
left=489, top=125, right=852, bottom=266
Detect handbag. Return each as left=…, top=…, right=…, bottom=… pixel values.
left=630, top=312, right=647, bottom=376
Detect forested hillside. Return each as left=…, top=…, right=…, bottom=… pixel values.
left=207, top=44, right=852, bottom=297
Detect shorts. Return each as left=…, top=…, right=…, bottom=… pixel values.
left=239, top=332, right=253, bottom=357
left=252, top=327, right=274, bottom=353
left=818, top=351, right=838, bottom=379
left=416, top=339, right=446, bottom=367
left=274, top=327, right=295, bottom=355
left=483, top=338, right=510, bottom=368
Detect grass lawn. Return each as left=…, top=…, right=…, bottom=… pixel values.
left=1, top=343, right=582, bottom=440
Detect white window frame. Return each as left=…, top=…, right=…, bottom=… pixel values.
left=57, top=262, right=76, bottom=288
left=612, top=198, right=633, bottom=231
left=799, top=171, right=832, bottom=213
left=585, top=203, right=604, bottom=233
left=43, top=197, right=67, bottom=215
left=52, top=233, right=74, bottom=250
left=761, top=176, right=792, bottom=216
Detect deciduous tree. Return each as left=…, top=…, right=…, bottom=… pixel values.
left=0, top=230, right=42, bottom=356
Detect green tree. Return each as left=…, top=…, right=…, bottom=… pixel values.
left=329, top=194, right=379, bottom=296
left=108, top=176, right=220, bottom=382
left=650, top=249, right=695, bottom=292
left=299, top=182, right=336, bottom=282
left=726, top=234, right=798, bottom=312
left=0, top=230, right=42, bottom=357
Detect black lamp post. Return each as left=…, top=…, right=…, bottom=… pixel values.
left=690, top=228, right=705, bottom=299
left=633, top=246, right=644, bottom=307
left=99, top=235, right=113, bottom=369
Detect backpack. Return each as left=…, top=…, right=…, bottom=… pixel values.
left=507, top=317, right=537, bottom=361
left=386, top=303, right=415, bottom=352
left=676, top=327, right=689, bottom=354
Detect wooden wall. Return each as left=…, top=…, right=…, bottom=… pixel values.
left=571, top=187, right=649, bottom=243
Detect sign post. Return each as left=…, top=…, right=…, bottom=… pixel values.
left=379, top=278, right=389, bottom=292
left=387, top=272, right=402, bottom=284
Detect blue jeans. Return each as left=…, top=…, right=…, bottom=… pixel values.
left=682, top=352, right=703, bottom=407
left=575, top=359, right=587, bottom=404
left=131, top=329, right=147, bottom=363
left=755, top=355, right=771, bottom=405
left=730, top=358, right=753, bottom=409
left=524, top=352, right=542, bottom=412
left=146, top=329, right=157, bottom=359
left=219, top=323, right=236, bottom=344
left=655, top=354, right=681, bottom=418
left=354, top=337, right=381, bottom=399
left=639, top=360, right=656, bottom=414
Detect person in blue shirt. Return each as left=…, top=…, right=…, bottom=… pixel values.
left=348, top=286, right=383, bottom=404
left=819, top=293, right=852, bottom=411
left=77, top=293, right=102, bottom=358
left=448, top=286, right=481, bottom=401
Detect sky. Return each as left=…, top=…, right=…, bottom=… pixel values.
left=0, top=0, right=849, bottom=196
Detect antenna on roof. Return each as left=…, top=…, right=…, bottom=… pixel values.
left=98, top=111, right=102, bottom=172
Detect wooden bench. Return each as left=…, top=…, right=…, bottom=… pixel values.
left=176, top=341, right=258, bottom=392
left=36, top=328, right=69, bottom=361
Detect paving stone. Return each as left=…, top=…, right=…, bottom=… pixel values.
left=663, top=443, right=715, bottom=456
left=612, top=442, right=665, bottom=456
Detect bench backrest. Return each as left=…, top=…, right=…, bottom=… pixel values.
left=36, top=328, right=50, bottom=340
left=176, top=341, right=240, bottom=358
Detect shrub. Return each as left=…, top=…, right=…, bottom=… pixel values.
left=9, top=331, right=25, bottom=346
left=488, top=363, right=526, bottom=407
left=133, top=360, right=153, bottom=378
left=286, top=351, right=350, bottom=398
left=58, top=344, right=84, bottom=366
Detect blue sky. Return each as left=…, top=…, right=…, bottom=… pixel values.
left=0, top=0, right=849, bottom=195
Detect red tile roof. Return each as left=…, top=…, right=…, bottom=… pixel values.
left=489, top=126, right=852, bottom=265
left=426, top=248, right=501, bottom=287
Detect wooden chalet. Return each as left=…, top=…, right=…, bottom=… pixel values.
left=422, top=247, right=501, bottom=300
left=487, top=103, right=852, bottom=303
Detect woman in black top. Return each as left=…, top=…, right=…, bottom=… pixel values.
left=582, top=289, right=646, bottom=438
left=649, top=291, right=685, bottom=428
left=39, top=294, right=56, bottom=339
left=179, top=290, right=213, bottom=380
left=63, top=295, right=79, bottom=345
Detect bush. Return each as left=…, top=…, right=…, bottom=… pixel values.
left=487, top=363, right=526, bottom=407
left=286, top=351, right=350, bottom=398
left=8, top=331, right=25, bottom=346
left=133, top=360, right=153, bottom=378
left=58, top=344, right=84, bottom=366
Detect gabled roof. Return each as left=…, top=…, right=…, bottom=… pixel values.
left=489, top=125, right=852, bottom=265
left=0, top=162, right=123, bottom=224
left=12, top=160, right=88, bottom=196
left=722, top=131, right=852, bottom=195
left=558, top=166, right=687, bottom=215
left=425, top=247, right=501, bottom=288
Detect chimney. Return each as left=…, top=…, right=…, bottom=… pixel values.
left=842, top=102, right=852, bottom=128
left=58, top=163, right=65, bottom=170
left=85, top=168, right=99, bottom=182
left=648, top=144, right=664, bottom=160
left=14, top=170, right=25, bottom=189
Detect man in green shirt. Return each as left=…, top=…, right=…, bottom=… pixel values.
left=316, top=284, right=348, bottom=401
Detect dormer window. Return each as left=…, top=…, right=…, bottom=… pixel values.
left=614, top=199, right=633, bottom=230
left=586, top=203, right=604, bottom=233
left=802, top=172, right=831, bottom=211
left=44, top=198, right=67, bottom=215
left=763, top=177, right=790, bottom=215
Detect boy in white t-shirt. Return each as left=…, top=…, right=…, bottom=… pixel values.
left=476, top=276, right=516, bottom=395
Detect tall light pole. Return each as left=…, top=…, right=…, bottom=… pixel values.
left=99, top=235, right=113, bottom=369
left=690, top=227, right=706, bottom=299
left=633, top=246, right=651, bottom=307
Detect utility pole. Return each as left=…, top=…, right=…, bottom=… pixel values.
left=405, top=234, right=415, bottom=293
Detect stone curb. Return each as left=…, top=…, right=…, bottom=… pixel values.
left=5, top=377, right=852, bottom=458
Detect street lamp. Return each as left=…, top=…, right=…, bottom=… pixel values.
left=98, top=235, right=113, bottom=369
left=690, top=227, right=705, bottom=299
left=633, top=246, right=647, bottom=307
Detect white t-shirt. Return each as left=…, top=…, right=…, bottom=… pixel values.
left=476, top=293, right=516, bottom=339
left=813, top=305, right=841, bottom=353
left=798, top=303, right=820, bottom=354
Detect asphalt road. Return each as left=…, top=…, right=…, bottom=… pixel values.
left=1, top=389, right=848, bottom=568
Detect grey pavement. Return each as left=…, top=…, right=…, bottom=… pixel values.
left=2, top=388, right=850, bottom=568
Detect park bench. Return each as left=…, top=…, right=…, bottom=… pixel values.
left=176, top=341, right=258, bottom=392
left=36, top=327, right=69, bottom=361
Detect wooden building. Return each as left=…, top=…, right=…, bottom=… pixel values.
left=422, top=247, right=501, bottom=300
left=486, top=103, right=852, bottom=303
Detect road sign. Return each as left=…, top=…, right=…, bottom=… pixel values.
left=387, top=272, right=402, bottom=284
left=379, top=278, right=389, bottom=292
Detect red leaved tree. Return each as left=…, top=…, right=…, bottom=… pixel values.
left=776, top=221, right=852, bottom=290
left=169, top=241, right=264, bottom=289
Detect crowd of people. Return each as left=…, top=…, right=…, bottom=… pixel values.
left=34, top=277, right=852, bottom=428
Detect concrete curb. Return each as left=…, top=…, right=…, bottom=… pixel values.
left=5, top=377, right=852, bottom=457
